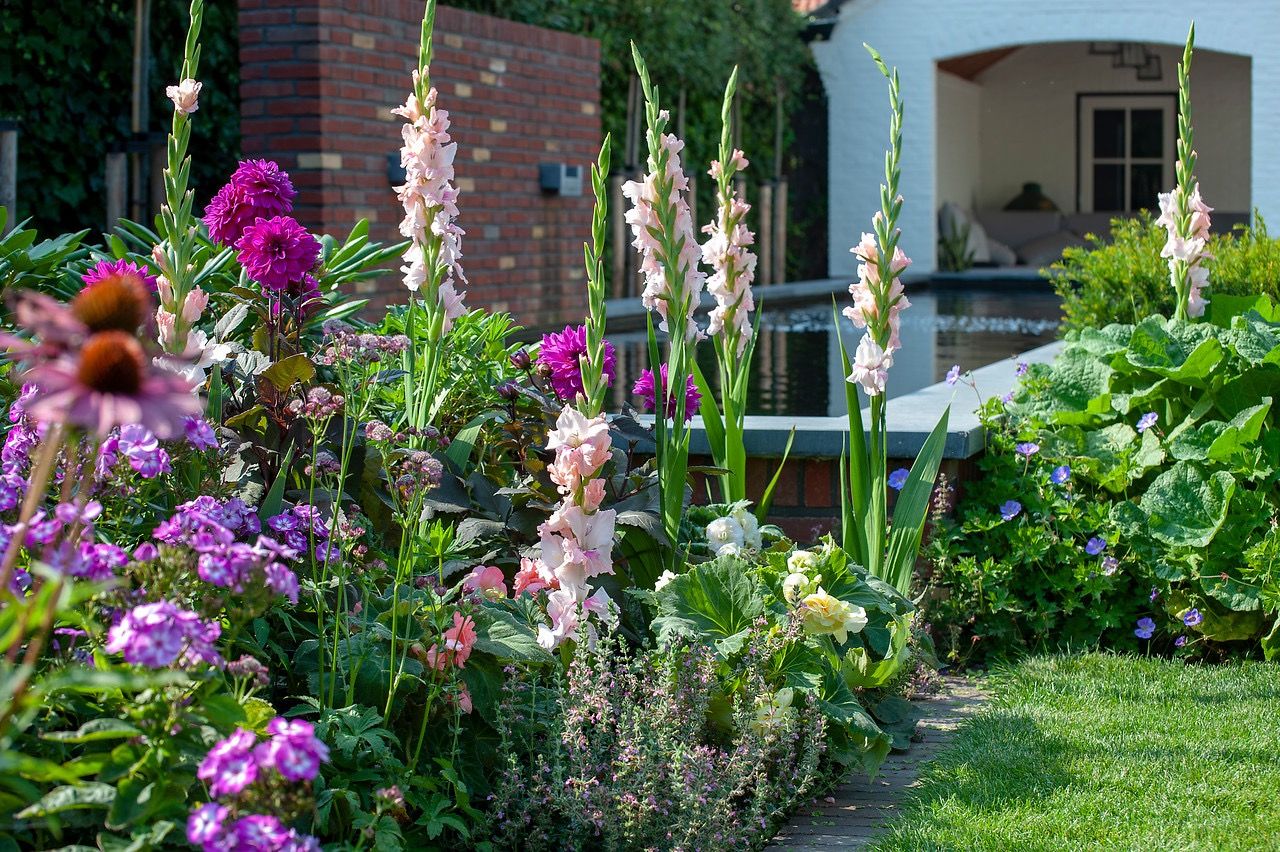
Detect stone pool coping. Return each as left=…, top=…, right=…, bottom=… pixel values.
left=644, top=339, right=1064, bottom=460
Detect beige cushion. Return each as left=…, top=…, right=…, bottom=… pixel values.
left=1016, top=229, right=1088, bottom=267
left=987, top=236, right=1018, bottom=267
left=974, top=210, right=1064, bottom=249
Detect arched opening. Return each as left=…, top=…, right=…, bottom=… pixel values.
left=934, top=41, right=1250, bottom=268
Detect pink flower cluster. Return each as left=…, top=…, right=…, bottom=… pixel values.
left=1156, top=185, right=1213, bottom=318
left=105, top=600, right=222, bottom=669
left=632, top=364, right=700, bottom=422
left=844, top=230, right=912, bottom=396
left=622, top=125, right=706, bottom=342
left=393, top=77, right=467, bottom=332
left=188, top=718, right=328, bottom=851
left=530, top=407, right=618, bottom=648
left=702, top=151, right=757, bottom=355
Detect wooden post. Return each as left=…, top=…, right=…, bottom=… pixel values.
left=609, top=173, right=627, bottom=298
left=106, top=153, right=128, bottom=231
left=129, top=0, right=153, bottom=221
left=687, top=175, right=697, bottom=239
left=0, top=121, right=17, bottom=230
left=758, top=183, right=774, bottom=287
left=149, top=134, right=166, bottom=218
left=773, top=177, right=788, bottom=285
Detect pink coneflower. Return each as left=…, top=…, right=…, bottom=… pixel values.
left=202, top=159, right=296, bottom=247
left=23, top=331, right=201, bottom=439
left=633, top=364, right=701, bottom=422
left=538, top=324, right=616, bottom=402
left=82, top=259, right=157, bottom=295
left=236, top=216, right=320, bottom=292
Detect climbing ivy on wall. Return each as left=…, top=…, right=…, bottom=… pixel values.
left=0, top=0, right=238, bottom=236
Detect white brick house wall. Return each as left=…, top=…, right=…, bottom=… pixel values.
left=812, top=0, right=1280, bottom=274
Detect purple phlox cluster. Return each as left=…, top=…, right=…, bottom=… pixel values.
left=887, top=468, right=909, bottom=491
left=999, top=500, right=1022, bottom=521
left=1015, top=442, right=1039, bottom=458
left=256, top=718, right=331, bottom=782
left=633, top=364, right=701, bottom=422
left=185, top=416, right=219, bottom=451
left=1015, top=361, right=1029, bottom=377
left=1183, top=608, right=1203, bottom=627
left=117, top=424, right=172, bottom=478
left=267, top=504, right=337, bottom=566
left=155, top=497, right=299, bottom=602
left=236, top=216, right=321, bottom=293
left=538, top=324, right=617, bottom=401
left=2, top=385, right=45, bottom=508
left=63, top=540, right=130, bottom=582
left=187, top=807, right=320, bottom=852
left=203, top=159, right=297, bottom=247
left=1085, top=536, right=1107, bottom=556
left=190, top=717, right=329, bottom=851
left=945, top=365, right=961, bottom=386
left=1050, top=465, right=1071, bottom=485
left=105, top=600, right=222, bottom=668
left=1136, top=412, right=1158, bottom=434
left=317, top=324, right=410, bottom=366
left=1134, top=617, right=1156, bottom=639
left=1101, top=556, right=1119, bottom=576
left=285, top=387, right=344, bottom=420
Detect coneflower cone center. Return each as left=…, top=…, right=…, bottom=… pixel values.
left=78, top=332, right=145, bottom=395
left=71, top=276, right=150, bottom=333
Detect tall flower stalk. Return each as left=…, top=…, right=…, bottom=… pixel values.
left=695, top=69, right=773, bottom=508
left=153, top=0, right=209, bottom=357
left=836, top=46, right=949, bottom=596
left=624, top=46, right=705, bottom=552
left=1157, top=24, right=1212, bottom=322
left=531, top=137, right=619, bottom=651
left=396, top=0, right=467, bottom=431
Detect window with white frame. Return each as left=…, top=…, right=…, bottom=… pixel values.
left=1078, top=94, right=1176, bottom=213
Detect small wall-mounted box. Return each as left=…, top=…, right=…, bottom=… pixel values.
left=539, top=162, right=582, bottom=197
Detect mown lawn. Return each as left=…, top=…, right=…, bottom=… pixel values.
left=874, top=654, right=1280, bottom=851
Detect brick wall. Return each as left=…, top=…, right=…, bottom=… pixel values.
left=238, top=1, right=601, bottom=327
left=690, top=455, right=978, bottom=541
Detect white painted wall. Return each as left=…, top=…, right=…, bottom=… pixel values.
left=935, top=71, right=982, bottom=210
left=973, top=43, right=1250, bottom=214
left=812, top=0, right=1280, bottom=274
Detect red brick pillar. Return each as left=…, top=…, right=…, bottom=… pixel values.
left=237, top=1, right=602, bottom=328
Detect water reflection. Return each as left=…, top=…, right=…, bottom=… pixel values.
left=608, top=287, right=1061, bottom=417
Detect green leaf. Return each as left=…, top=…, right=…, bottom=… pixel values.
left=258, top=443, right=295, bottom=523
left=259, top=354, right=316, bottom=391
left=1136, top=462, right=1236, bottom=548
left=17, top=782, right=116, bottom=818
left=884, top=407, right=949, bottom=595
left=471, top=607, right=554, bottom=663
left=1125, top=316, right=1223, bottom=381
left=1041, top=346, right=1114, bottom=424
left=41, top=718, right=141, bottom=744
left=651, top=557, right=765, bottom=657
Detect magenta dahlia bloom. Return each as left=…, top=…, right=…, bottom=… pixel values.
left=82, top=258, right=157, bottom=294
left=538, top=324, right=616, bottom=401
left=633, top=364, right=700, bottom=422
left=202, top=159, right=296, bottom=246
left=236, top=216, right=320, bottom=292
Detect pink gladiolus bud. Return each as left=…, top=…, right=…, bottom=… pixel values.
left=166, top=78, right=202, bottom=115
left=156, top=309, right=177, bottom=349
left=181, top=288, right=208, bottom=324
